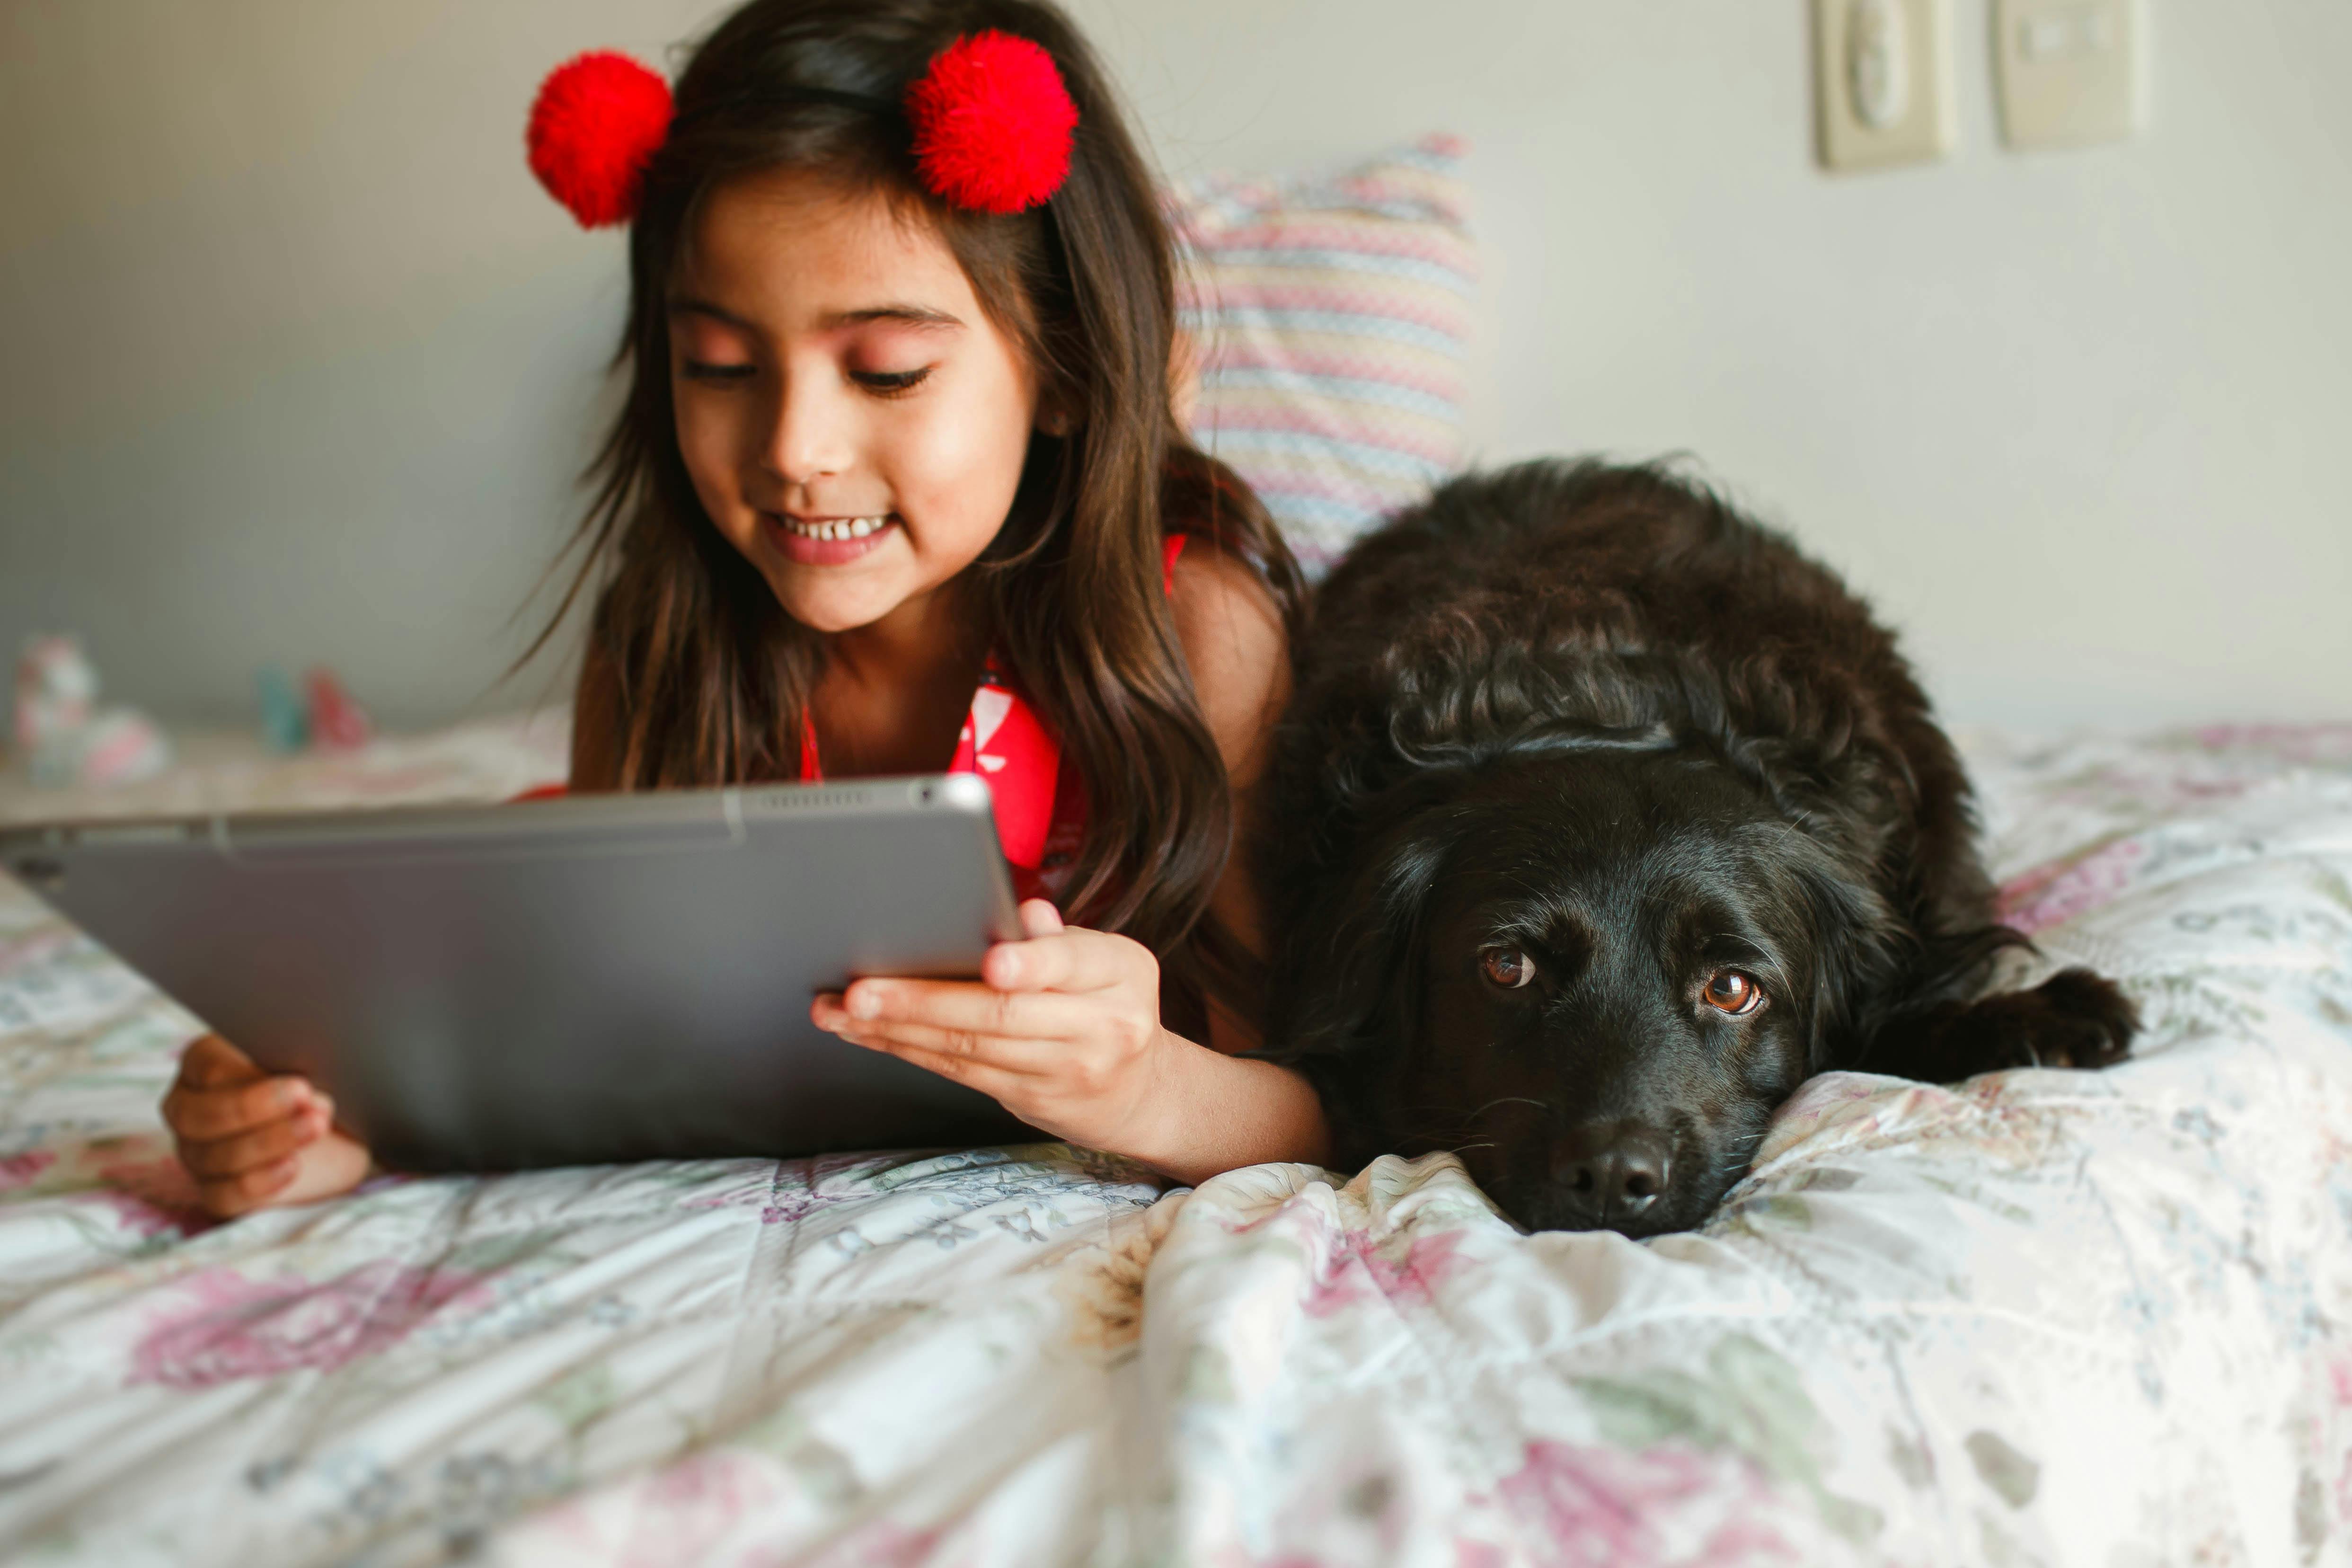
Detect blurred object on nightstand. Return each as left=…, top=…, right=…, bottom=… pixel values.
left=257, top=665, right=309, bottom=753
left=304, top=667, right=375, bottom=752
left=10, top=636, right=174, bottom=790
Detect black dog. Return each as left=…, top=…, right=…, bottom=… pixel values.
left=1258, top=460, right=2135, bottom=1236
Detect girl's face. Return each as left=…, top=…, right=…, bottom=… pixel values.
left=669, top=168, right=1041, bottom=636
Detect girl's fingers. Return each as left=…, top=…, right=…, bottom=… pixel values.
left=839, top=1029, right=1036, bottom=1105
left=197, top=1158, right=302, bottom=1219
left=193, top=1127, right=372, bottom=1220
left=177, top=1033, right=262, bottom=1088
left=981, top=924, right=1147, bottom=995
left=179, top=1106, right=329, bottom=1179
left=163, top=1074, right=320, bottom=1142
left=832, top=1016, right=1066, bottom=1077
left=1018, top=898, right=1065, bottom=938
left=827, top=977, right=1091, bottom=1043
left=274, top=1128, right=375, bottom=1207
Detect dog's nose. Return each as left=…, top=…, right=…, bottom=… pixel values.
left=1549, top=1124, right=1672, bottom=1228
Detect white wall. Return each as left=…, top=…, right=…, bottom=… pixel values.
left=2, top=0, right=2346, bottom=731
left=0, top=0, right=711, bottom=728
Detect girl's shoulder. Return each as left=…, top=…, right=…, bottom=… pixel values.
left=1165, top=537, right=1290, bottom=788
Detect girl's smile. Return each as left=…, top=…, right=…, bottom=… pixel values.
left=767, top=511, right=902, bottom=566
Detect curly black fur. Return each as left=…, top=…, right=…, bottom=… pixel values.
left=1257, top=460, right=2136, bottom=1235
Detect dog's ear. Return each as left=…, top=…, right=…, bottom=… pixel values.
left=1781, top=840, right=2034, bottom=1075
left=1261, top=804, right=1461, bottom=1162
left=1758, top=828, right=1908, bottom=1075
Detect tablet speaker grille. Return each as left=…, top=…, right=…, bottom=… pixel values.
left=754, top=786, right=911, bottom=814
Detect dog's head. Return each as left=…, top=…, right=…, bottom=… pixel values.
left=1277, top=744, right=1895, bottom=1236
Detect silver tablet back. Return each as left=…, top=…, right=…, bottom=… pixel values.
left=0, top=775, right=1034, bottom=1169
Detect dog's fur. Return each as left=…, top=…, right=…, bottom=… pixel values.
left=1257, top=460, right=2136, bottom=1235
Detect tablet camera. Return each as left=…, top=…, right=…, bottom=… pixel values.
left=8, top=857, right=64, bottom=893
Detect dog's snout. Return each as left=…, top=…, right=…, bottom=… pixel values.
left=1549, top=1124, right=1672, bottom=1228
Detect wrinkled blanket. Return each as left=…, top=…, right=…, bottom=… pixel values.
left=2, top=719, right=2348, bottom=1567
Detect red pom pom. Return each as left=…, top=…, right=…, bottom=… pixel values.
left=904, top=32, right=1078, bottom=215
left=526, top=51, right=673, bottom=229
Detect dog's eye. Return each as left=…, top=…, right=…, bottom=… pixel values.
left=1480, top=947, right=1536, bottom=989
left=1702, top=970, right=1764, bottom=1016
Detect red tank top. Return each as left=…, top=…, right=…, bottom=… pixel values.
left=797, top=533, right=1188, bottom=904
left=523, top=534, right=1191, bottom=908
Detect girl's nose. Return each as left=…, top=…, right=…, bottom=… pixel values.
left=762, top=375, right=855, bottom=485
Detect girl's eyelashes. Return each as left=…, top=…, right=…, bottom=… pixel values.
left=851, top=366, right=932, bottom=395
left=678, top=363, right=932, bottom=396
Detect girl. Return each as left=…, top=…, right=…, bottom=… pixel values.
left=159, top=0, right=1333, bottom=1219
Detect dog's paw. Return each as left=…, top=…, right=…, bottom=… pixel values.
left=1935, top=967, right=2140, bottom=1077
left=1867, top=967, right=2140, bottom=1082
left=2013, top=967, right=2139, bottom=1068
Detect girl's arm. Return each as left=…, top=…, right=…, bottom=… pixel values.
left=825, top=897, right=1326, bottom=1185
left=817, top=544, right=1335, bottom=1183
left=1166, top=539, right=1289, bottom=1058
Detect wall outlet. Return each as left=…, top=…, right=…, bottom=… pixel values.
left=1994, top=0, right=2144, bottom=149
left=1815, top=0, right=1959, bottom=173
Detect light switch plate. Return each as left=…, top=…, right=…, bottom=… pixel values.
left=1814, top=0, right=1958, bottom=173
left=1994, top=0, right=2144, bottom=149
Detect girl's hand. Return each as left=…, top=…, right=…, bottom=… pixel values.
left=812, top=899, right=1179, bottom=1163
left=161, top=1034, right=374, bottom=1218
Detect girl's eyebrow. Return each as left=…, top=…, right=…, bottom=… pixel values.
left=819, top=304, right=964, bottom=331
left=667, top=298, right=754, bottom=328
left=665, top=297, right=963, bottom=332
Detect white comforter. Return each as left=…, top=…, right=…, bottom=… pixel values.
left=2, top=718, right=2347, bottom=1567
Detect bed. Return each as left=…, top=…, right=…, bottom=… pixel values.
left=6, top=139, right=2349, bottom=1566
left=2, top=712, right=2347, bottom=1566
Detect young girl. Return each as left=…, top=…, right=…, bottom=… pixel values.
left=159, top=0, right=1332, bottom=1219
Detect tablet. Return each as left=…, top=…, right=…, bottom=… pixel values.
left=0, top=775, right=1034, bottom=1169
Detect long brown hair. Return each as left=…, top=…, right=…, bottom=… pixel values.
left=516, top=0, right=1304, bottom=1009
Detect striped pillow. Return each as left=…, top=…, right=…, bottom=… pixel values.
left=1167, top=135, right=1478, bottom=576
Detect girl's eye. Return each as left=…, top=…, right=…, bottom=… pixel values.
left=681, top=360, right=754, bottom=383
left=852, top=367, right=932, bottom=395
left=1701, top=970, right=1765, bottom=1017
left=1479, top=947, right=1535, bottom=989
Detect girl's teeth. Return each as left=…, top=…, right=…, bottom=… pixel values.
left=787, top=515, right=888, bottom=540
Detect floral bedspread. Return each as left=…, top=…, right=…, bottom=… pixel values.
left=1, top=718, right=2348, bottom=1567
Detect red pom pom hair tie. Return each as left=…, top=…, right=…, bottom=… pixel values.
left=905, top=31, right=1078, bottom=215
left=522, top=33, right=1071, bottom=227
left=527, top=51, right=673, bottom=229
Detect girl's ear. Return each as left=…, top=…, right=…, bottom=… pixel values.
left=1032, top=363, right=1088, bottom=437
